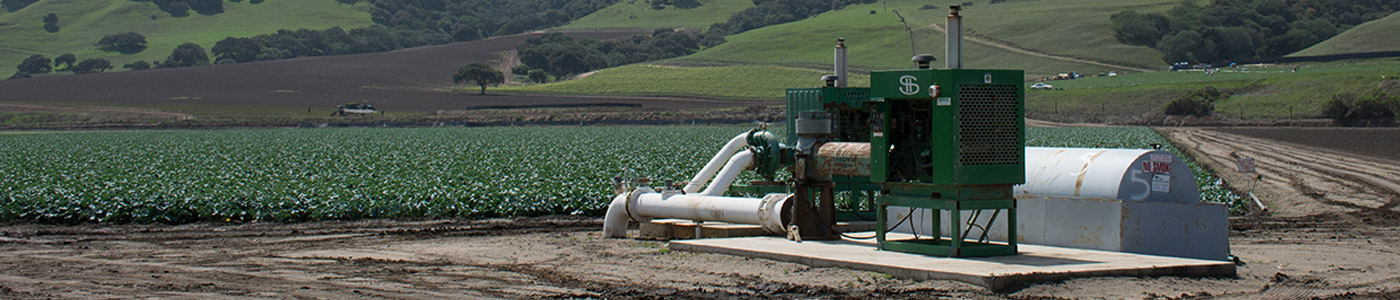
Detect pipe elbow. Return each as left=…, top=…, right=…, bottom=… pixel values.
left=602, top=193, right=633, bottom=238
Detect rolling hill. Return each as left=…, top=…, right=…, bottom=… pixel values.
left=0, top=0, right=372, bottom=74
left=0, top=31, right=751, bottom=123
left=512, top=0, right=1174, bottom=99
left=1291, top=11, right=1400, bottom=57
left=560, top=0, right=754, bottom=30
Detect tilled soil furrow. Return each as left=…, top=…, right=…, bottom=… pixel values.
left=1186, top=130, right=1400, bottom=211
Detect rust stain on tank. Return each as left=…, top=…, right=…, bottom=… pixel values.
left=816, top=142, right=871, bottom=176
left=1073, top=150, right=1107, bottom=196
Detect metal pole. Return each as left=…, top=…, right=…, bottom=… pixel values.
left=946, top=6, right=963, bottom=69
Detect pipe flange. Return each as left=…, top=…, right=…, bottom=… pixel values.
left=757, top=193, right=792, bottom=234
left=625, top=188, right=649, bottom=223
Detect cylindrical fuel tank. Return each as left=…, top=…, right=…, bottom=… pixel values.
left=1016, top=147, right=1199, bottom=203
left=814, top=142, right=871, bottom=177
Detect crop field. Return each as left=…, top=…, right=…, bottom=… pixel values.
left=0, top=126, right=1240, bottom=224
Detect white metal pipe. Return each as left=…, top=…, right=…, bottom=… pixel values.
left=835, top=38, right=848, bottom=87
left=701, top=150, right=754, bottom=196
left=684, top=133, right=749, bottom=194
left=946, top=6, right=963, bottom=69
left=602, top=188, right=790, bottom=238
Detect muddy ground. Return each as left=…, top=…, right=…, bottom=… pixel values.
left=1, top=128, right=1398, bottom=299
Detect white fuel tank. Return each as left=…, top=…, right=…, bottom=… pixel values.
left=1016, top=147, right=1199, bottom=203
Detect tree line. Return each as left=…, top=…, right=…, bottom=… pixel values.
left=201, top=0, right=620, bottom=64
left=1111, top=0, right=1400, bottom=64
left=708, top=0, right=877, bottom=35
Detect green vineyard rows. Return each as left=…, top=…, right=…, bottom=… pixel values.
left=0, top=126, right=1241, bottom=224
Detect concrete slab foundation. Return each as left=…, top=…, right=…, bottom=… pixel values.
left=641, top=219, right=876, bottom=240
left=669, top=233, right=1236, bottom=291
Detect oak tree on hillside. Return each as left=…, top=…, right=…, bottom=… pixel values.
left=71, top=58, right=113, bottom=74
left=42, top=13, right=59, bottom=32
left=97, top=32, right=149, bottom=54
left=54, top=53, right=76, bottom=71
left=16, top=54, right=51, bottom=74
left=528, top=69, right=548, bottom=83
left=124, top=61, right=152, bottom=70
left=167, top=2, right=190, bottom=17
left=160, top=43, right=211, bottom=68
left=0, top=0, right=37, bottom=12
left=453, top=63, right=504, bottom=95
left=212, top=37, right=263, bottom=64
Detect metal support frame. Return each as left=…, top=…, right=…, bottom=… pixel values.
left=876, top=184, right=1017, bottom=257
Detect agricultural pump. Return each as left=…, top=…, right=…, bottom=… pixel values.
left=603, top=6, right=1226, bottom=260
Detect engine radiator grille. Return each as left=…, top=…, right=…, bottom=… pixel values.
left=958, top=84, right=1021, bottom=166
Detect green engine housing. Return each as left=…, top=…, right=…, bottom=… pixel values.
left=868, top=69, right=1025, bottom=187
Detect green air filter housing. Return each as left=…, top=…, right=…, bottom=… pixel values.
left=868, top=69, right=1026, bottom=186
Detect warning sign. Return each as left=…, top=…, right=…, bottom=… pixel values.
left=1152, top=174, right=1171, bottom=193
left=1142, top=161, right=1171, bottom=174
left=1237, top=157, right=1256, bottom=173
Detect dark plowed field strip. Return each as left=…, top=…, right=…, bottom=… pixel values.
left=1214, top=127, right=1400, bottom=162
left=0, top=31, right=754, bottom=112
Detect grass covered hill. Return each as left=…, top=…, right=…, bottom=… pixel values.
left=1025, top=59, right=1400, bottom=123
left=0, top=0, right=373, bottom=73
left=561, top=0, right=754, bottom=30
left=508, top=0, right=1177, bottom=99
left=567, top=0, right=1177, bottom=71
left=1291, top=11, right=1400, bottom=57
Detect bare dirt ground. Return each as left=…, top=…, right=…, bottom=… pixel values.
left=1, top=128, right=1398, bottom=299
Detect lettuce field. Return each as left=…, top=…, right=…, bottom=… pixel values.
left=0, top=126, right=1241, bottom=224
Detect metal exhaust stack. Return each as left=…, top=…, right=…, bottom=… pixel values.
left=834, top=38, right=848, bottom=87
left=946, top=6, right=963, bottom=69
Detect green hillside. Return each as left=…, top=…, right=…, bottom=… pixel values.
left=670, top=1, right=1134, bottom=77
left=0, top=0, right=372, bottom=73
left=561, top=0, right=753, bottom=30
left=1026, top=59, right=1400, bottom=122
left=498, top=64, right=871, bottom=99
left=1291, top=11, right=1400, bottom=57
left=902, top=0, right=1175, bottom=70
left=565, top=0, right=1172, bottom=74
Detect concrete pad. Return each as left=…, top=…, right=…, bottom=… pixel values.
left=669, top=232, right=1236, bottom=291
left=641, top=219, right=876, bottom=240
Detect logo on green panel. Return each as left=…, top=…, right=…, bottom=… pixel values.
left=898, top=75, right=919, bottom=95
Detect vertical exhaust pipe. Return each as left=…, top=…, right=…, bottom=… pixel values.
left=834, top=38, right=848, bottom=87
left=946, top=6, right=963, bottom=69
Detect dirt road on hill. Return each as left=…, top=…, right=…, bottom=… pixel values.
left=1, top=127, right=1398, bottom=299
left=929, top=24, right=1154, bottom=73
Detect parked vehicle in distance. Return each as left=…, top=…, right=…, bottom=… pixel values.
left=333, top=102, right=378, bottom=116
left=1030, top=82, right=1054, bottom=90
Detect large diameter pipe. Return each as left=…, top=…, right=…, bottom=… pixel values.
left=701, top=150, right=754, bottom=196
left=946, top=6, right=963, bottom=69
left=684, top=133, right=749, bottom=194
left=603, top=189, right=791, bottom=238
left=815, top=142, right=871, bottom=177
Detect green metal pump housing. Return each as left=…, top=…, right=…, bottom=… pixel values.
left=736, top=55, right=1026, bottom=257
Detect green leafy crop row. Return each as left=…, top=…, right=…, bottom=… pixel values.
left=0, top=126, right=1239, bottom=224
